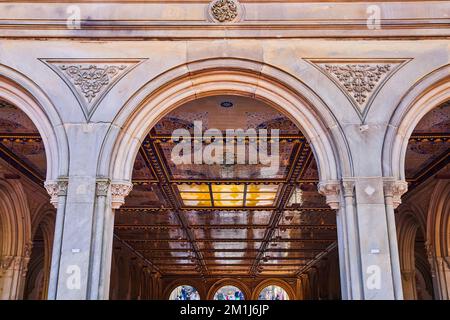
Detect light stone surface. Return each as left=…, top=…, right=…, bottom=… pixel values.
left=0, top=0, right=448, bottom=300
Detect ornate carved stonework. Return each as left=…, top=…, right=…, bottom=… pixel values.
left=111, top=182, right=133, bottom=209
left=0, top=256, right=14, bottom=273
left=42, top=59, right=144, bottom=121
left=307, top=59, right=408, bottom=120
left=317, top=181, right=340, bottom=209
left=0, top=255, right=29, bottom=276
left=60, top=64, right=126, bottom=103
left=324, top=64, right=391, bottom=105
left=96, top=180, right=110, bottom=197
left=44, top=179, right=68, bottom=208
left=342, top=179, right=355, bottom=198
left=383, top=179, right=408, bottom=209
left=209, top=0, right=240, bottom=23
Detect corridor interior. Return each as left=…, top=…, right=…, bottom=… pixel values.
left=0, top=95, right=448, bottom=300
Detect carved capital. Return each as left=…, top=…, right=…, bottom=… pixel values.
left=342, top=179, right=355, bottom=197
left=383, top=179, right=408, bottom=209
left=0, top=256, right=14, bottom=273
left=96, top=179, right=110, bottom=197
left=111, top=182, right=133, bottom=209
left=0, top=255, right=30, bottom=276
left=317, top=181, right=340, bottom=210
left=44, top=178, right=68, bottom=208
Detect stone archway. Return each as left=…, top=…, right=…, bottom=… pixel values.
left=97, top=58, right=354, bottom=300
left=0, top=65, right=70, bottom=300
left=23, top=209, right=55, bottom=300
left=384, top=64, right=449, bottom=300
left=0, top=65, right=69, bottom=182
left=382, top=64, right=450, bottom=182
left=252, top=279, right=296, bottom=300
left=426, top=180, right=450, bottom=299
left=100, top=58, right=351, bottom=190
left=207, top=278, right=251, bottom=300
left=0, top=178, right=32, bottom=299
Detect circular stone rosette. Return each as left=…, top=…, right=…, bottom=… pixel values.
left=208, top=0, right=243, bottom=23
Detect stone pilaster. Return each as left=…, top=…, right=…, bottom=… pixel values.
left=383, top=178, right=406, bottom=299
left=45, top=178, right=68, bottom=300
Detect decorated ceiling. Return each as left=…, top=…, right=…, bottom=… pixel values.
left=0, top=96, right=448, bottom=278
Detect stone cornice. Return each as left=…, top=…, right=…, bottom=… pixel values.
left=0, top=2, right=448, bottom=39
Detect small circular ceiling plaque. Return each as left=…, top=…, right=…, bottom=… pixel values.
left=220, top=101, right=234, bottom=108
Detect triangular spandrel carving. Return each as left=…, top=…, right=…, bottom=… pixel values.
left=306, top=59, right=410, bottom=121
left=41, top=59, right=145, bottom=121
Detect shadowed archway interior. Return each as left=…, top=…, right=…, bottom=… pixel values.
left=109, top=95, right=340, bottom=299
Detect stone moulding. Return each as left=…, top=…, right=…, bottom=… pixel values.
left=305, top=58, right=411, bottom=122
left=40, top=58, right=146, bottom=121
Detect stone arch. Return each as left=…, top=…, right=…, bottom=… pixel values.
left=0, top=64, right=69, bottom=181
left=251, top=279, right=295, bottom=300
left=207, top=278, right=250, bottom=300
left=382, top=64, right=450, bottom=181
left=425, top=180, right=450, bottom=299
left=0, top=179, right=31, bottom=259
left=426, top=180, right=450, bottom=260
left=23, top=207, right=55, bottom=300
left=414, top=254, right=434, bottom=300
left=164, top=279, right=204, bottom=300
left=0, top=178, right=32, bottom=299
left=397, top=211, right=420, bottom=299
left=98, top=58, right=352, bottom=200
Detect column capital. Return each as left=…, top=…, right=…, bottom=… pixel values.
left=0, top=255, right=30, bottom=275
left=96, top=179, right=110, bottom=197
left=317, top=180, right=340, bottom=209
left=44, top=177, right=69, bottom=208
left=383, top=178, right=408, bottom=209
left=341, top=178, right=356, bottom=197
left=110, top=181, right=133, bottom=209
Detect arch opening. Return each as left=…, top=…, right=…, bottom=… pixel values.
left=169, top=285, right=201, bottom=300
left=108, top=92, right=341, bottom=300
left=0, top=97, right=56, bottom=300
left=395, top=94, right=449, bottom=300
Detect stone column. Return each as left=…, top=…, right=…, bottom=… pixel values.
left=99, top=182, right=133, bottom=299
left=320, top=178, right=405, bottom=300
left=427, top=250, right=450, bottom=300
left=383, top=179, right=407, bottom=299
left=49, top=176, right=132, bottom=300
left=435, top=257, right=450, bottom=300
left=0, top=251, right=31, bottom=300
left=319, top=180, right=363, bottom=299
left=45, top=178, right=68, bottom=300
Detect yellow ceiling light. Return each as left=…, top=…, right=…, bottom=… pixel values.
left=176, top=183, right=279, bottom=208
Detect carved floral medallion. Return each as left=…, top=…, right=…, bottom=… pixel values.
left=210, top=0, right=240, bottom=23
